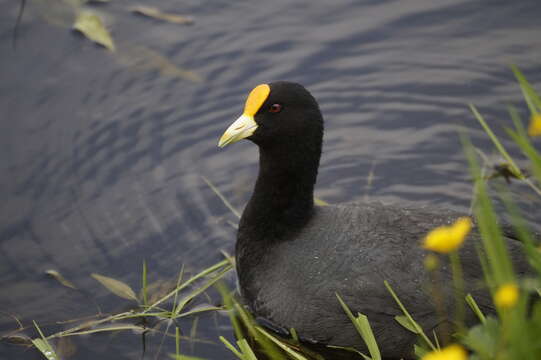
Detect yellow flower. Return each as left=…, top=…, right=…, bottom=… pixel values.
left=423, top=217, right=472, bottom=253
left=494, top=283, right=519, bottom=309
left=422, top=344, right=467, bottom=360
left=528, top=113, right=541, bottom=137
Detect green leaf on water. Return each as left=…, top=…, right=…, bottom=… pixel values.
left=73, top=10, right=115, bottom=51
left=91, top=273, right=137, bottom=301
left=131, top=6, right=194, bottom=25
left=3, top=335, right=32, bottom=345
left=45, top=269, right=77, bottom=289
left=116, top=45, right=202, bottom=83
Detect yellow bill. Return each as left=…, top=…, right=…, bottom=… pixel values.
left=218, top=84, right=270, bottom=147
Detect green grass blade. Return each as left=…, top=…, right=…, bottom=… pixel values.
left=327, top=345, right=371, bottom=360
left=336, top=293, right=381, bottom=360
left=394, top=315, right=419, bottom=334
left=414, top=344, right=430, bottom=358
left=497, top=186, right=541, bottom=275
left=142, top=260, right=148, bottom=306
left=169, top=355, right=208, bottom=360
left=215, top=282, right=244, bottom=341
left=465, top=294, right=486, bottom=324
left=469, top=104, right=523, bottom=179
left=237, top=338, right=259, bottom=360
left=173, top=266, right=233, bottom=316
left=31, top=321, right=58, bottom=360
left=233, top=303, right=285, bottom=359
left=256, top=327, right=308, bottom=360
left=462, top=135, right=516, bottom=284
left=146, top=259, right=230, bottom=312
left=217, top=281, right=285, bottom=360
left=354, top=314, right=381, bottom=360
left=289, top=327, right=299, bottom=343
left=201, top=176, right=241, bottom=219
left=220, top=336, right=244, bottom=360
left=383, top=281, right=436, bottom=350
left=506, top=128, right=541, bottom=188
left=57, top=325, right=145, bottom=337
left=507, top=107, right=541, bottom=189
left=176, top=327, right=181, bottom=358
left=174, top=305, right=223, bottom=319
left=172, top=264, right=186, bottom=314
left=511, top=65, right=541, bottom=113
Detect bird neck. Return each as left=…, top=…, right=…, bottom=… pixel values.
left=239, top=142, right=320, bottom=241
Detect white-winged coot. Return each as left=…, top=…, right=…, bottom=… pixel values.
left=218, top=82, right=530, bottom=359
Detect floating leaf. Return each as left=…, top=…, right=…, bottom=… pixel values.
left=2, top=334, right=32, bottom=345
left=73, top=10, right=115, bottom=51
left=91, top=273, right=137, bottom=301
left=132, top=6, right=194, bottom=25
left=116, top=45, right=202, bottom=83
left=45, top=269, right=77, bottom=289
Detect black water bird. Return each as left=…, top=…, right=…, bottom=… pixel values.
left=218, top=82, right=529, bottom=359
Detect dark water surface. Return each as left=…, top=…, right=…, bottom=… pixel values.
left=1, top=0, right=540, bottom=358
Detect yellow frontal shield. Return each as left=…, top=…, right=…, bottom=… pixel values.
left=218, top=84, right=270, bottom=147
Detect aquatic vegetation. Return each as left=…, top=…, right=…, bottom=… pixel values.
left=72, top=10, right=115, bottom=51
left=3, top=260, right=232, bottom=360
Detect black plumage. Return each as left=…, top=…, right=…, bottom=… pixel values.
left=219, top=81, right=529, bottom=359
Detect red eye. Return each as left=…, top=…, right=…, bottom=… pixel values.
left=269, top=104, right=282, bottom=113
